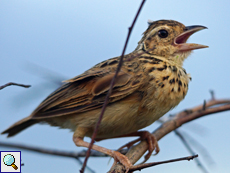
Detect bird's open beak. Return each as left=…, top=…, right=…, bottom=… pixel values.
left=174, top=25, right=208, bottom=52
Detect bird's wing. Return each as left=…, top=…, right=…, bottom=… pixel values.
left=31, top=65, right=143, bottom=119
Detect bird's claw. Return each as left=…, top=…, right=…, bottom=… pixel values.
left=117, top=131, right=160, bottom=164
left=111, top=150, right=132, bottom=173
left=142, top=132, right=160, bottom=163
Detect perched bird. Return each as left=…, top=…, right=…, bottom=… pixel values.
left=2, top=20, right=208, bottom=171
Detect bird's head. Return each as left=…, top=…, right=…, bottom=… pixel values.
left=136, top=20, right=208, bottom=66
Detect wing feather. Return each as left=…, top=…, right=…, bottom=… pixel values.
left=31, top=67, right=142, bottom=119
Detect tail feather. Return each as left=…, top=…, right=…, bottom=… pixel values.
left=1, top=117, right=36, bottom=137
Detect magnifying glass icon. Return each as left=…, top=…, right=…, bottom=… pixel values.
left=3, top=154, right=18, bottom=170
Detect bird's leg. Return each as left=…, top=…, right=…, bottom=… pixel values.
left=117, top=131, right=160, bottom=163
left=73, top=128, right=132, bottom=172
left=73, top=137, right=132, bottom=172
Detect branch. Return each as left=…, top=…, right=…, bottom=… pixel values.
left=80, top=1, right=146, bottom=172
left=129, top=154, right=198, bottom=172
left=0, top=82, right=31, bottom=90
left=109, top=99, right=230, bottom=172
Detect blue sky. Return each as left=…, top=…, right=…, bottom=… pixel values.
left=1, top=1, right=230, bottom=172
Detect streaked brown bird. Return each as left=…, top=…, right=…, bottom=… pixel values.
left=2, top=20, right=208, bottom=171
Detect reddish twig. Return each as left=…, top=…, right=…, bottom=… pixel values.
left=129, top=154, right=198, bottom=172
left=80, top=1, right=146, bottom=172
left=0, top=82, right=31, bottom=90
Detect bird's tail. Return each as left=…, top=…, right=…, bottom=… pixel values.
left=1, top=117, right=36, bottom=137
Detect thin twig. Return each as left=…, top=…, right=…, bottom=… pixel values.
left=0, top=141, right=98, bottom=173
left=209, top=90, right=215, bottom=100
left=0, top=141, right=127, bottom=158
left=174, top=130, right=209, bottom=173
left=182, top=131, right=215, bottom=166
left=129, top=155, right=198, bottom=172
left=80, top=1, right=146, bottom=172
left=24, top=62, right=66, bottom=86
left=75, top=158, right=96, bottom=173
left=0, top=82, right=31, bottom=90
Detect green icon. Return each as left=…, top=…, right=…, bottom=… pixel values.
left=3, top=154, right=18, bottom=170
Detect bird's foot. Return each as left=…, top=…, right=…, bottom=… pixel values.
left=117, top=131, right=160, bottom=163
left=111, top=150, right=132, bottom=173
left=141, top=131, right=159, bottom=163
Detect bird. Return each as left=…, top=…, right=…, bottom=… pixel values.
left=2, top=19, right=208, bottom=172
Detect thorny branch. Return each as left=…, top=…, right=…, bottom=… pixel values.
left=108, top=98, right=230, bottom=172
left=80, top=1, right=146, bottom=172
left=0, top=82, right=31, bottom=90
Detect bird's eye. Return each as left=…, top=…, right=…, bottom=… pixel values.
left=158, top=29, right=168, bottom=38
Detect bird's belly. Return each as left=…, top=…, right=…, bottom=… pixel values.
left=93, top=101, right=174, bottom=139
left=46, top=89, right=185, bottom=139
left=80, top=102, right=144, bottom=139
left=48, top=102, right=154, bottom=139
